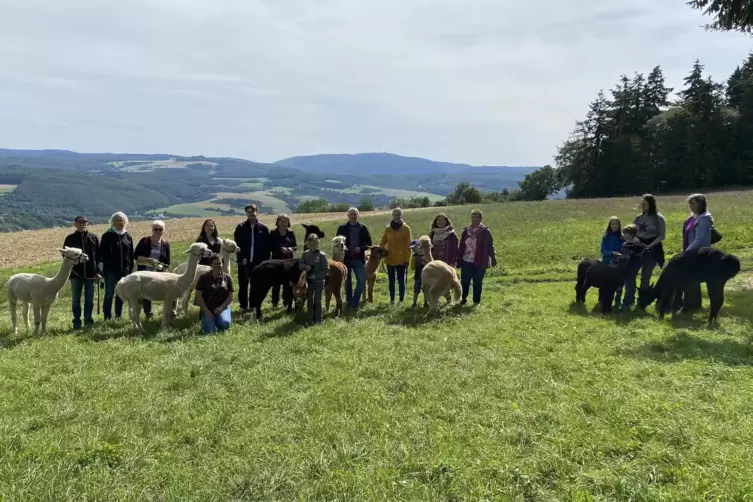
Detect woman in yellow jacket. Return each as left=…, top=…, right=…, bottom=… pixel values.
left=380, top=207, right=412, bottom=304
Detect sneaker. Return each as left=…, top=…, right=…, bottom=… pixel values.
left=460, top=299, right=468, bottom=306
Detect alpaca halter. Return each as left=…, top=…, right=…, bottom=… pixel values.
left=64, top=253, right=87, bottom=265
left=221, top=243, right=238, bottom=263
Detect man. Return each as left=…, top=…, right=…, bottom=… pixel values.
left=336, top=207, right=372, bottom=310
left=63, top=215, right=101, bottom=329
left=234, top=204, right=271, bottom=312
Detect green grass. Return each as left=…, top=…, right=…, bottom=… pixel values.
left=2, top=192, right=753, bottom=499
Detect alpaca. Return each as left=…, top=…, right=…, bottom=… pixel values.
left=419, top=236, right=461, bottom=316
left=7, top=247, right=89, bottom=336
left=362, top=246, right=388, bottom=303
left=331, top=236, right=347, bottom=262
left=116, top=242, right=212, bottom=332
left=293, top=260, right=348, bottom=317
left=173, top=238, right=239, bottom=317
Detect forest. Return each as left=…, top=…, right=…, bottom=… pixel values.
left=556, top=53, right=753, bottom=198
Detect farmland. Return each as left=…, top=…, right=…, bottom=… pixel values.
left=0, top=184, right=16, bottom=197
left=1, top=192, right=753, bottom=500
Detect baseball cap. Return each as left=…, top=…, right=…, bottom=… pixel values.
left=74, top=215, right=88, bottom=223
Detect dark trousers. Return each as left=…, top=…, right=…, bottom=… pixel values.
left=103, top=272, right=125, bottom=320
left=237, top=261, right=261, bottom=309
left=460, top=261, right=487, bottom=304
left=387, top=265, right=407, bottom=302
left=673, top=283, right=703, bottom=312
left=70, top=278, right=95, bottom=328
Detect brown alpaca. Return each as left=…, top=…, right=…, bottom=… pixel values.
left=293, top=260, right=348, bottom=317
left=362, top=246, right=388, bottom=303
left=419, top=235, right=461, bottom=316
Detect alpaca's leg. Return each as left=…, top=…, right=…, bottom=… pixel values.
left=40, top=304, right=51, bottom=334
left=32, top=303, right=41, bottom=336
left=181, top=291, right=191, bottom=319
left=130, top=300, right=143, bottom=332
left=22, top=302, right=29, bottom=330
left=162, top=301, right=173, bottom=328
left=9, top=298, right=17, bottom=335
left=325, top=285, right=333, bottom=312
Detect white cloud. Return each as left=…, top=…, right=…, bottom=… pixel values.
left=0, top=0, right=750, bottom=165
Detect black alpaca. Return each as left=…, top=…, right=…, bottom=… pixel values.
left=575, top=250, right=646, bottom=313
left=249, top=258, right=304, bottom=320
left=637, top=247, right=740, bottom=327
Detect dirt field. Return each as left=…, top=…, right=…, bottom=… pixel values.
left=0, top=210, right=392, bottom=269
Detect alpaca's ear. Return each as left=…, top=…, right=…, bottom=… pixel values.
left=184, top=248, right=191, bottom=254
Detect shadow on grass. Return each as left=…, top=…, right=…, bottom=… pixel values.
left=0, top=334, right=26, bottom=350
left=620, top=332, right=753, bottom=366
left=383, top=303, right=475, bottom=327
left=567, top=302, right=653, bottom=325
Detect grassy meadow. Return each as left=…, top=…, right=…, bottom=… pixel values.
left=1, top=192, right=753, bottom=500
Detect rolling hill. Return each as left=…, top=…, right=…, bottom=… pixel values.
left=0, top=149, right=538, bottom=231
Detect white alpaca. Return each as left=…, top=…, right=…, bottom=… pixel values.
left=331, top=236, right=347, bottom=262
left=172, top=238, right=238, bottom=318
left=116, top=242, right=212, bottom=332
left=419, top=235, right=462, bottom=316
left=7, top=247, right=89, bottom=335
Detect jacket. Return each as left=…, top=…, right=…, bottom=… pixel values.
left=683, top=212, right=714, bottom=251
left=134, top=237, right=171, bottom=270
left=99, top=229, right=134, bottom=276
left=270, top=228, right=298, bottom=259
left=379, top=222, right=412, bottom=266
left=429, top=228, right=459, bottom=265
left=63, top=230, right=100, bottom=280
left=600, top=232, right=623, bottom=265
left=196, top=235, right=223, bottom=266
left=234, top=220, right=271, bottom=265
left=335, top=222, right=373, bottom=262
left=457, top=225, right=497, bottom=269
left=299, top=249, right=330, bottom=282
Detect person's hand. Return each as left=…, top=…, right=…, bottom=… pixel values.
left=306, top=265, right=312, bottom=271
left=94, top=273, right=102, bottom=281
left=213, top=307, right=224, bottom=315
left=490, top=258, right=497, bottom=268
left=203, top=309, right=214, bottom=319
left=242, top=258, right=248, bottom=266
left=612, top=251, right=621, bottom=256
left=353, top=247, right=361, bottom=255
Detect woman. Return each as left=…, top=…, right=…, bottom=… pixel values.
left=675, top=193, right=714, bottom=313
left=196, top=219, right=222, bottom=266
left=134, top=220, right=171, bottom=319
left=623, top=194, right=666, bottom=310
left=457, top=209, right=497, bottom=305
left=379, top=207, right=412, bottom=304
left=429, top=213, right=459, bottom=266
left=269, top=213, right=298, bottom=308
left=99, top=212, right=134, bottom=321
left=195, top=253, right=234, bottom=334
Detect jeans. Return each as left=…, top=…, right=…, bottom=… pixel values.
left=103, top=272, right=124, bottom=320
left=460, top=261, right=486, bottom=304
left=307, top=280, right=325, bottom=323
left=345, top=259, right=366, bottom=309
left=387, top=265, right=407, bottom=302
left=673, top=283, right=703, bottom=312
left=623, top=254, right=657, bottom=307
left=614, top=284, right=624, bottom=307
left=70, top=278, right=95, bottom=328
left=200, top=307, right=231, bottom=334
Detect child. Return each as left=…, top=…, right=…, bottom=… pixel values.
left=601, top=216, right=623, bottom=265
left=409, top=239, right=428, bottom=308
left=299, top=234, right=330, bottom=324
left=617, top=224, right=649, bottom=310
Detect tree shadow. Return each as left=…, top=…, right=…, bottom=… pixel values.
left=619, top=332, right=753, bottom=366
left=567, top=301, right=652, bottom=325
left=0, top=334, right=26, bottom=350
left=385, top=303, right=474, bottom=327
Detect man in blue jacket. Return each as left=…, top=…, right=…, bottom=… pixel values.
left=336, top=207, right=372, bottom=311
left=234, top=204, right=271, bottom=312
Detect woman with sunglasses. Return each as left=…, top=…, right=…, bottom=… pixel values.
left=134, top=220, right=171, bottom=319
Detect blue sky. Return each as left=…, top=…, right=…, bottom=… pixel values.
left=0, top=0, right=751, bottom=166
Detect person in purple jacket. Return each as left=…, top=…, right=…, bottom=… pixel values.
left=429, top=212, right=459, bottom=266
left=674, top=193, right=715, bottom=313
left=456, top=209, right=497, bottom=305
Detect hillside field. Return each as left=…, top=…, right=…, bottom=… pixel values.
left=1, top=192, right=753, bottom=500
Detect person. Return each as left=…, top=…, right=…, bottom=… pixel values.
left=336, top=207, right=373, bottom=311
left=457, top=209, right=497, bottom=305
left=134, top=220, right=171, bottom=319
left=299, top=234, right=330, bottom=324
left=601, top=216, right=624, bottom=309
left=674, top=193, right=714, bottom=313
left=269, top=213, right=298, bottom=308
left=195, top=253, right=234, bottom=334
left=429, top=213, right=459, bottom=265
left=379, top=207, right=412, bottom=305
left=234, top=204, right=271, bottom=312
left=99, top=211, right=134, bottom=321
left=623, top=194, right=666, bottom=311
left=63, top=215, right=101, bottom=329
left=196, top=219, right=222, bottom=266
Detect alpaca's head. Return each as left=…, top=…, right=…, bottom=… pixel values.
left=301, top=224, right=325, bottom=239
left=220, top=238, right=239, bottom=255
left=366, top=246, right=388, bottom=262
left=331, top=236, right=347, bottom=259
left=185, top=242, right=211, bottom=259
left=418, top=235, right=432, bottom=252
left=59, top=246, right=89, bottom=264
left=292, top=271, right=308, bottom=309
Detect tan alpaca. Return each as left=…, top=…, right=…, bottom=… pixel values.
left=362, top=246, right=388, bottom=303
left=419, top=235, right=461, bottom=316
left=293, top=260, right=348, bottom=318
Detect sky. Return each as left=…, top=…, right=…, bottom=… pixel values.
left=0, top=0, right=751, bottom=167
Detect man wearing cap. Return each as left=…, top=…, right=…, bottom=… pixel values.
left=63, top=216, right=101, bottom=329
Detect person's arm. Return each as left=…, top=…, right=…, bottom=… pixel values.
left=214, top=276, right=234, bottom=314
left=600, top=235, right=611, bottom=261
left=363, top=226, right=373, bottom=248
left=648, top=215, right=666, bottom=248
left=93, top=236, right=102, bottom=279
left=195, top=283, right=213, bottom=318
left=98, top=234, right=107, bottom=275
left=686, top=217, right=711, bottom=251
left=134, top=238, right=154, bottom=265
left=487, top=228, right=497, bottom=267
left=456, top=230, right=466, bottom=267
left=164, top=241, right=171, bottom=267
left=403, top=226, right=412, bottom=266
left=299, top=252, right=310, bottom=271
left=290, top=233, right=298, bottom=253
left=128, top=237, right=135, bottom=273
left=319, top=254, right=330, bottom=279
left=268, top=231, right=281, bottom=258
left=262, top=226, right=272, bottom=261
left=379, top=228, right=389, bottom=249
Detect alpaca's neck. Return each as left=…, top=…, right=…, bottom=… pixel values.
left=177, top=254, right=201, bottom=288
left=220, top=250, right=232, bottom=274
left=333, top=249, right=345, bottom=262
left=421, top=246, right=434, bottom=262
left=50, top=258, right=76, bottom=289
